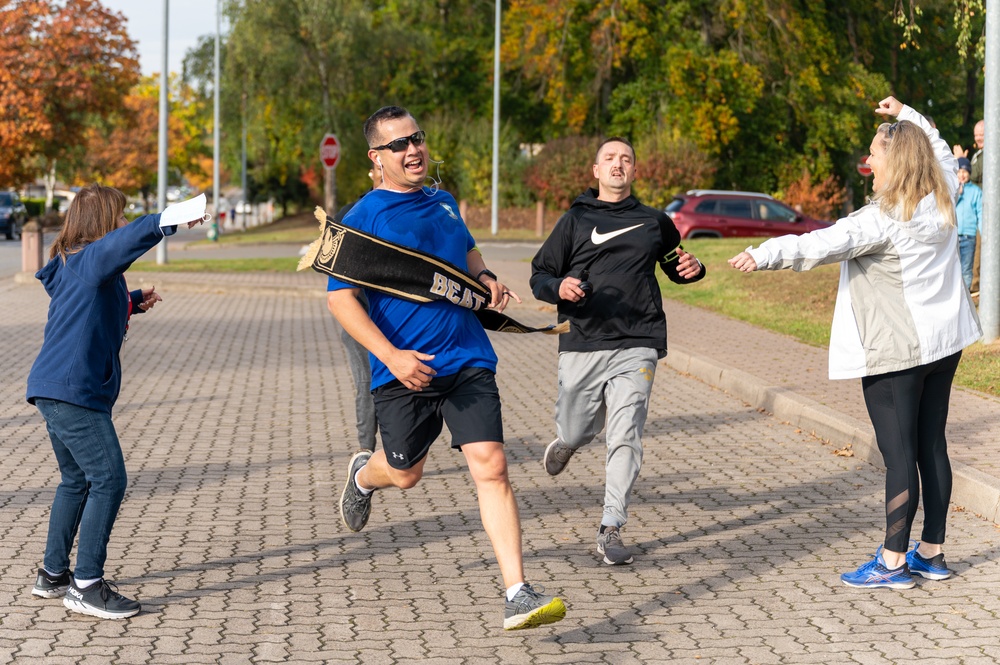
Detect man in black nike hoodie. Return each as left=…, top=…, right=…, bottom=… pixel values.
left=530, top=137, right=705, bottom=565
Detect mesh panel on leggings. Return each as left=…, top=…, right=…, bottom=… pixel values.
left=886, top=489, right=909, bottom=542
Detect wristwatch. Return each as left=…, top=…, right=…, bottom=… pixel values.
left=476, top=268, right=497, bottom=282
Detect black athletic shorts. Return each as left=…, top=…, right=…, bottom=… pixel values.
left=372, top=367, right=504, bottom=470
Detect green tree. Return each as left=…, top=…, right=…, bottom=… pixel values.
left=185, top=0, right=985, bottom=221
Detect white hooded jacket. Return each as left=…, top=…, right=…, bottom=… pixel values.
left=747, top=106, right=982, bottom=379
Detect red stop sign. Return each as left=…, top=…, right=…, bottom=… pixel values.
left=320, top=133, right=340, bottom=169
left=857, top=155, right=872, bottom=177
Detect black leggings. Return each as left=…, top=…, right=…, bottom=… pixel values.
left=861, top=351, right=961, bottom=553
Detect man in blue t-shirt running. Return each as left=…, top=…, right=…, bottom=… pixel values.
left=326, top=105, right=566, bottom=631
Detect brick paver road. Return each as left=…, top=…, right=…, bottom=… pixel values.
left=2, top=268, right=1000, bottom=664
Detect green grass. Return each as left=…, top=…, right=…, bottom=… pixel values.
left=186, top=211, right=547, bottom=247
left=129, top=257, right=300, bottom=272
left=659, top=238, right=839, bottom=347
left=186, top=211, right=321, bottom=246
left=665, top=238, right=1000, bottom=396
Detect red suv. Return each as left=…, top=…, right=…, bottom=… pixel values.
left=665, top=190, right=833, bottom=239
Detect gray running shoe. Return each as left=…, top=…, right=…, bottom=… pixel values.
left=63, top=579, right=140, bottom=619
left=543, top=438, right=575, bottom=476
left=31, top=568, right=71, bottom=598
left=340, top=450, right=374, bottom=532
left=597, top=526, right=634, bottom=565
left=503, top=583, right=567, bottom=630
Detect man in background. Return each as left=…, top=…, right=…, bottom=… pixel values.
left=530, top=137, right=705, bottom=566
left=954, top=119, right=985, bottom=295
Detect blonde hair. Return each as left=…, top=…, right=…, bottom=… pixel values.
left=871, top=120, right=955, bottom=226
left=49, top=184, right=128, bottom=260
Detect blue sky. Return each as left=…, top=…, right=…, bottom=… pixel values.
left=100, top=0, right=221, bottom=77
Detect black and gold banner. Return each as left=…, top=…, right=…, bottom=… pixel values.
left=298, top=208, right=567, bottom=335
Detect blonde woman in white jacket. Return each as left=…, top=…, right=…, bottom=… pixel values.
left=729, top=96, right=982, bottom=589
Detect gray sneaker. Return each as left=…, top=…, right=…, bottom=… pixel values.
left=31, top=568, right=71, bottom=598
left=340, top=450, right=374, bottom=532
left=597, top=526, right=634, bottom=565
left=543, top=438, right=575, bottom=476
left=503, top=583, right=567, bottom=630
left=63, top=579, right=140, bottom=619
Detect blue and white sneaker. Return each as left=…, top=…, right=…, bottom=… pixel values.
left=906, top=543, right=953, bottom=580
left=840, top=546, right=915, bottom=589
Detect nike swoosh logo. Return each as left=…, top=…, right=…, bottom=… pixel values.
left=591, top=223, right=644, bottom=245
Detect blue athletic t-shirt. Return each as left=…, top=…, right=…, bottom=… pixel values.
left=327, top=187, right=497, bottom=390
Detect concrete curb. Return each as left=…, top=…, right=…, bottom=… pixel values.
left=666, top=345, right=1000, bottom=524
left=13, top=271, right=39, bottom=285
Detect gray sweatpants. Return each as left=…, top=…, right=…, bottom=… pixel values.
left=555, top=347, right=658, bottom=528
left=340, top=292, right=377, bottom=452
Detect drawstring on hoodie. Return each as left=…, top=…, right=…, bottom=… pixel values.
left=124, top=292, right=132, bottom=342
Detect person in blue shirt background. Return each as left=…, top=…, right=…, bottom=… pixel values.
left=326, top=105, right=566, bottom=631
left=955, top=156, right=982, bottom=291
left=26, top=184, right=202, bottom=619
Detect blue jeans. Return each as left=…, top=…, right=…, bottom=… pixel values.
left=35, top=399, right=127, bottom=580
left=959, top=234, right=976, bottom=291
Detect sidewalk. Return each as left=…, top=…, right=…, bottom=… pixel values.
left=482, top=254, right=1000, bottom=525
left=3, top=246, right=1000, bottom=663
left=662, top=300, right=1000, bottom=525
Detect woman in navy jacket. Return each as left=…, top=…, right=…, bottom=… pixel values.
left=26, top=184, right=200, bottom=619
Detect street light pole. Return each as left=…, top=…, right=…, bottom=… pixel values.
left=156, top=0, right=169, bottom=264
left=490, top=0, right=501, bottom=236
left=210, top=0, right=221, bottom=241
left=982, top=0, right=999, bottom=342
left=241, top=95, right=247, bottom=227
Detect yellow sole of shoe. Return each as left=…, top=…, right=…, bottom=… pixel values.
left=503, top=597, right=567, bottom=630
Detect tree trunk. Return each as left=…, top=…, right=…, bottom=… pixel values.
left=44, top=160, right=57, bottom=212
left=536, top=200, right=545, bottom=237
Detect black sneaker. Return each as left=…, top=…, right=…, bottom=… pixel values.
left=597, top=526, right=634, bottom=565
left=340, top=450, right=374, bottom=532
left=543, top=438, right=575, bottom=476
left=503, top=583, right=566, bottom=630
left=31, top=568, right=71, bottom=598
left=906, top=544, right=953, bottom=580
left=63, top=579, right=141, bottom=619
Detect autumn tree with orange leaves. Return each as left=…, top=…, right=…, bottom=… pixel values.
left=82, top=75, right=211, bottom=209
left=0, top=0, right=138, bottom=208
left=0, top=1, right=50, bottom=186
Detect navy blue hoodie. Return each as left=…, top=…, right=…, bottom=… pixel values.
left=27, top=213, right=175, bottom=414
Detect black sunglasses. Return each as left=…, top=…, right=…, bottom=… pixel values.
left=886, top=122, right=899, bottom=139
left=372, top=130, right=426, bottom=153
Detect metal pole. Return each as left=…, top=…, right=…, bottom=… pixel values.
left=156, top=0, right=169, bottom=264
left=983, top=0, right=999, bottom=342
left=210, top=0, right=221, bottom=241
left=241, top=97, right=247, bottom=228
left=490, top=0, right=501, bottom=236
